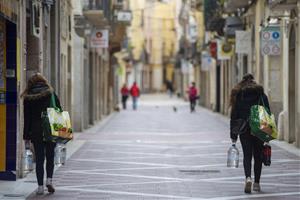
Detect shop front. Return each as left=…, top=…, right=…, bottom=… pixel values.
left=0, top=1, right=18, bottom=180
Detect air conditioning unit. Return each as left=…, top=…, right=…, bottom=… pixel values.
left=31, top=0, right=41, bottom=37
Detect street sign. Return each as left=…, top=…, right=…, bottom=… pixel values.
left=90, top=29, right=109, bottom=48
left=217, top=40, right=233, bottom=60
left=117, top=11, right=132, bottom=22
left=261, top=26, right=281, bottom=56
left=235, top=31, right=251, bottom=54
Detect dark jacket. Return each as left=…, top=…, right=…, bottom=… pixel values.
left=230, top=82, right=270, bottom=140
left=23, top=83, right=61, bottom=142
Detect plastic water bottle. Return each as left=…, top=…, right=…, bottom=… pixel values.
left=24, top=149, right=33, bottom=172
left=54, top=143, right=66, bottom=166
left=227, top=144, right=239, bottom=168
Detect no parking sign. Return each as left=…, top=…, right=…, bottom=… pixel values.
left=261, top=26, right=281, bottom=56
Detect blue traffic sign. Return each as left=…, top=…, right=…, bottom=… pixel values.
left=272, top=32, right=280, bottom=39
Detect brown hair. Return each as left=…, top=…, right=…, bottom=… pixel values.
left=21, top=73, right=51, bottom=98
left=229, top=74, right=255, bottom=107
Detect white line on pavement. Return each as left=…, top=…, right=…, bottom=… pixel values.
left=65, top=170, right=300, bottom=184
left=68, top=166, right=173, bottom=172
left=57, top=187, right=199, bottom=199
left=71, top=158, right=180, bottom=167
left=202, top=172, right=300, bottom=181
left=57, top=186, right=300, bottom=200
left=205, top=191, right=300, bottom=200
left=58, top=180, right=182, bottom=188
left=66, top=170, right=191, bottom=181
left=204, top=180, right=300, bottom=188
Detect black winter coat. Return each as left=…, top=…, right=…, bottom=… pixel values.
left=23, top=83, right=62, bottom=142
left=230, top=83, right=270, bottom=140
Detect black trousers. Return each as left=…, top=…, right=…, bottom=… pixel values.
left=122, top=95, right=128, bottom=109
left=33, top=142, right=56, bottom=186
left=240, top=133, right=264, bottom=183
left=190, top=99, right=196, bottom=112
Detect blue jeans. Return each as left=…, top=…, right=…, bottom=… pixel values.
left=132, top=97, right=138, bottom=110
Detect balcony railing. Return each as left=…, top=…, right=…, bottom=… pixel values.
left=82, top=0, right=104, bottom=11
left=82, top=0, right=111, bottom=26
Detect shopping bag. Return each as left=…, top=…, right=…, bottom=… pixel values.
left=42, top=94, right=73, bottom=143
left=261, top=143, right=271, bottom=166
left=249, top=97, right=277, bottom=142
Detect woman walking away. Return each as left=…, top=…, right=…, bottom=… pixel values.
left=230, top=74, right=270, bottom=194
left=121, top=83, right=129, bottom=109
left=22, top=73, right=62, bottom=195
left=130, top=82, right=140, bottom=110
left=188, top=82, right=198, bottom=112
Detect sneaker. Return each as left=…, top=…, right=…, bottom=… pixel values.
left=244, top=177, right=252, bottom=194
left=46, top=178, right=55, bottom=193
left=253, top=182, right=261, bottom=192
left=36, top=186, right=44, bottom=195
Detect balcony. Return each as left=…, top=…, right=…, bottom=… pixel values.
left=113, top=0, right=124, bottom=10
left=82, top=0, right=110, bottom=26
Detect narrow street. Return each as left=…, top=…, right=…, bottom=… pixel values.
left=26, top=95, right=300, bottom=200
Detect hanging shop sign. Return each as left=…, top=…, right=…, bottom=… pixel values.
left=201, top=51, right=213, bottom=71
left=91, top=29, right=109, bottom=48
left=261, top=26, right=281, bottom=56
left=217, top=40, right=234, bottom=60
left=235, top=31, right=251, bottom=54
left=117, top=11, right=132, bottom=22
left=209, top=41, right=217, bottom=58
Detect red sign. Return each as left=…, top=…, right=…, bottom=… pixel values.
left=210, top=42, right=217, bottom=58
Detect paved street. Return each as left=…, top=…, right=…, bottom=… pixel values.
left=27, top=94, right=300, bottom=200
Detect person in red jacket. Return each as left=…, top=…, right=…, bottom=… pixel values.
left=188, top=82, right=198, bottom=112
left=120, top=83, right=129, bottom=109
left=130, top=82, right=140, bottom=110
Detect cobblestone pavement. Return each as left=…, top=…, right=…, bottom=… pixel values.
left=27, top=94, right=300, bottom=200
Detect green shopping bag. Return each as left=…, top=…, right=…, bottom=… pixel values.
left=42, top=94, right=73, bottom=143
left=249, top=97, right=278, bottom=142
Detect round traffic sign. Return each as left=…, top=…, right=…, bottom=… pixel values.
left=272, top=31, right=280, bottom=39
left=263, top=32, right=271, bottom=40
left=263, top=46, right=270, bottom=54
left=272, top=45, right=280, bottom=54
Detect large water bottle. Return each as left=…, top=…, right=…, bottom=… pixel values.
left=54, top=143, right=66, bottom=166
left=24, top=149, right=34, bottom=172
left=227, top=144, right=239, bottom=168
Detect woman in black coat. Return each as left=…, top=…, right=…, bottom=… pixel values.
left=230, top=74, right=270, bottom=194
left=22, top=73, right=61, bottom=195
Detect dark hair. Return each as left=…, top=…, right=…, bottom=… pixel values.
left=229, top=73, right=255, bottom=107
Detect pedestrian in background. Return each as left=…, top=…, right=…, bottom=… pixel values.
left=121, top=83, right=129, bottom=109
left=230, top=74, right=270, bottom=194
left=130, top=82, right=140, bottom=110
left=165, top=80, right=174, bottom=98
left=22, top=73, right=61, bottom=195
left=188, top=82, right=198, bottom=112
